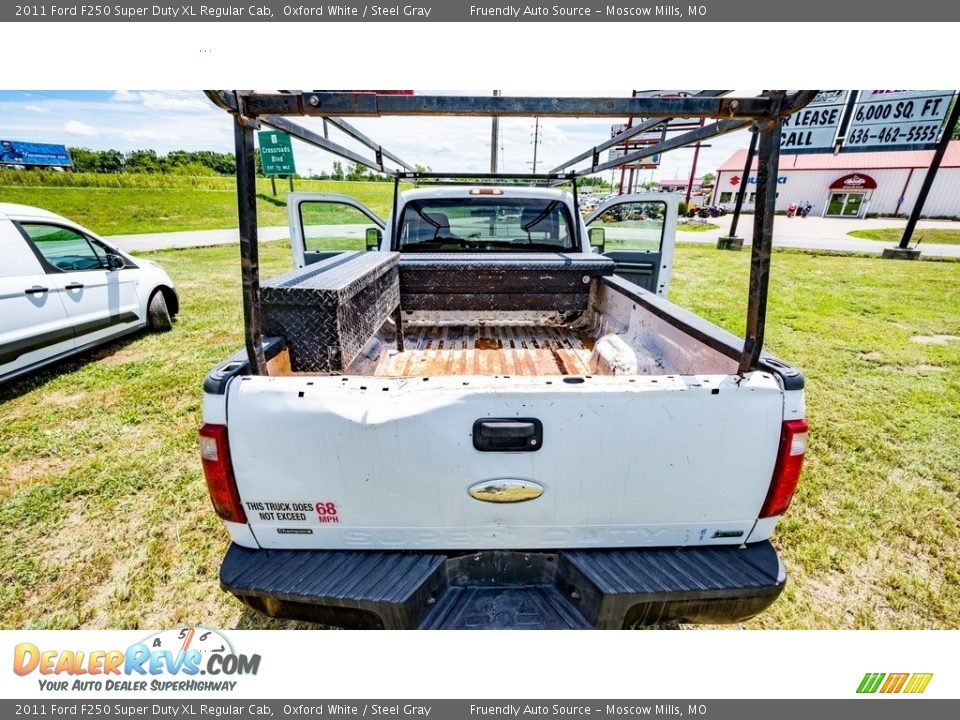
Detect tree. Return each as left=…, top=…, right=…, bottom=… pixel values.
left=701, top=172, right=716, bottom=187
left=331, top=161, right=344, bottom=181
left=953, top=122, right=960, bottom=140
left=67, top=147, right=101, bottom=173
left=98, top=149, right=124, bottom=173
left=346, top=161, right=369, bottom=181
left=125, top=149, right=162, bottom=173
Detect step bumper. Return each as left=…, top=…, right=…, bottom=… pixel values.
left=220, top=541, right=786, bottom=629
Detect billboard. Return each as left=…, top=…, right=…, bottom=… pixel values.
left=779, top=90, right=849, bottom=154
left=842, top=90, right=956, bottom=152
left=0, top=140, right=72, bottom=167
left=780, top=90, right=957, bottom=154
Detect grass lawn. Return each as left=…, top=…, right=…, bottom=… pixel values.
left=0, top=174, right=400, bottom=236
left=849, top=227, right=960, bottom=246
left=1, top=245, right=959, bottom=630
left=677, top=221, right=720, bottom=232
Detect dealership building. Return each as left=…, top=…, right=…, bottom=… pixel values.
left=711, top=141, right=960, bottom=218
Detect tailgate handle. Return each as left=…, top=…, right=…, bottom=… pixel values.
left=473, top=418, right=543, bottom=452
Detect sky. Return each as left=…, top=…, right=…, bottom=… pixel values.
left=0, top=90, right=754, bottom=183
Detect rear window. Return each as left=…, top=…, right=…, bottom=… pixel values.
left=396, top=197, right=576, bottom=252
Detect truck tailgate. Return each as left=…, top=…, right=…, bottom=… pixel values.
left=226, top=373, right=783, bottom=550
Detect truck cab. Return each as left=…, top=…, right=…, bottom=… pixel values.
left=288, top=187, right=677, bottom=297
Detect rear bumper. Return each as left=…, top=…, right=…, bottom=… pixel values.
left=221, top=541, right=786, bottom=629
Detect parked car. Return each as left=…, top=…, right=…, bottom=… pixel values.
left=0, top=203, right=179, bottom=383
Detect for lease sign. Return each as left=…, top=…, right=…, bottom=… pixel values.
left=779, top=90, right=849, bottom=154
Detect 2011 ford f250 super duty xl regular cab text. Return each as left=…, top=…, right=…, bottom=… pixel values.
left=199, top=183, right=807, bottom=629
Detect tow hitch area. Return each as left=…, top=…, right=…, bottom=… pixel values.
left=220, top=542, right=785, bottom=629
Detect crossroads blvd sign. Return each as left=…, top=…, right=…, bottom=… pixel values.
left=258, top=130, right=296, bottom=176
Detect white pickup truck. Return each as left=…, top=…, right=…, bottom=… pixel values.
left=200, top=185, right=807, bottom=629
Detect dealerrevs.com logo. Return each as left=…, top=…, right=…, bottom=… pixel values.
left=13, top=627, right=260, bottom=692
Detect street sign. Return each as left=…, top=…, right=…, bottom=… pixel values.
left=607, top=145, right=660, bottom=168
left=842, top=90, right=955, bottom=152
left=779, top=90, right=849, bottom=154
left=258, top=130, right=296, bottom=175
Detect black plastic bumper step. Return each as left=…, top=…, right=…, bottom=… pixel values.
left=221, top=542, right=785, bottom=629
left=419, top=586, right=590, bottom=629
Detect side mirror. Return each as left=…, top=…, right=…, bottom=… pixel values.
left=588, top=227, right=605, bottom=254
left=365, top=227, right=382, bottom=251
left=106, top=253, right=125, bottom=270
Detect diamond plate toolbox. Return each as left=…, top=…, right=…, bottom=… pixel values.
left=261, top=252, right=400, bottom=372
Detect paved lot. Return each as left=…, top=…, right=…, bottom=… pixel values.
left=107, top=217, right=960, bottom=258
left=681, top=215, right=960, bottom=257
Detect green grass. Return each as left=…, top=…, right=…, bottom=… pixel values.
left=1, top=245, right=958, bottom=630
left=849, top=227, right=960, bottom=245
left=677, top=222, right=720, bottom=232
left=0, top=173, right=400, bottom=236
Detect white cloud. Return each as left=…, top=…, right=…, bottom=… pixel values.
left=121, top=129, right=182, bottom=142
left=64, top=120, right=98, bottom=136
left=24, top=104, right=49, bottom=113
left=110, top=90, right=139, bottom=103
left=110, top=89, right=207, bottom=111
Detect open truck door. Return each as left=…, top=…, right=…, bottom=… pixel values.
left=584, top=193, right=677, bottom=297
left=289, top=192, right=386, bottom=268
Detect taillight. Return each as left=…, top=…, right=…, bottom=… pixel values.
left=199, top=423, right=247, bottom=524
left=759, top=419, right=809, bottom=519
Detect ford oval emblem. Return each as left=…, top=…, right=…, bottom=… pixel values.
left=468, top=479, right=544, bottom=503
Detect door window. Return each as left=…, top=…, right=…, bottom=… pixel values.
left=20, top=224, right=106, bottom=272
left=589, top=200, right=666, bottom=251
left=299, top=202, right=380, bottom=253
left=842, top=193, right=864, bottom=217
left=826, top=192, right=864, bottom=217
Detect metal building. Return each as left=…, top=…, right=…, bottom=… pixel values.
left=712, top=141, right=960, bottom=219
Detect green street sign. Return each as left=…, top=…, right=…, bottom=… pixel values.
left=258, top=130, right=296, bottom=175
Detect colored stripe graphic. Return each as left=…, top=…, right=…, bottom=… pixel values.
left=880, top=673, right=908, bottom=693
left=857, top=672, right=932, bottom=694
left=904, top=673, right=933, bottom=694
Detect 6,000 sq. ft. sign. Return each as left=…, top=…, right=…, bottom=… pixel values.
left=843, top=90, right=955, bottom=152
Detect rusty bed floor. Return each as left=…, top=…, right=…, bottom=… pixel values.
left=374, top=324, right=595, bottom=376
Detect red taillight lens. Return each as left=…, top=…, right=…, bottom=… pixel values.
left=759, top=419, right=809, bottom=519
left=199, top=423, right=247, bottom=524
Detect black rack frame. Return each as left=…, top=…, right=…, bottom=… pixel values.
left=206, top=90, right=818, bottom=377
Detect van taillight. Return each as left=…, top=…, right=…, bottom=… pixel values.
left=759, top=419, right=809, bottom=519
left=199, top=423, right=247, bottom=524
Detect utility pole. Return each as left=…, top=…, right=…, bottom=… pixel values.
left=490, top=90, right=500, bottom=173
left=529, top=117, right=541, bottom=173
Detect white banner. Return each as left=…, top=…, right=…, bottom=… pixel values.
left=2, top=630, right=956, bottom=700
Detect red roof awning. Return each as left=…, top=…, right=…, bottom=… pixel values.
left=830, top=173, right=877, bottom=190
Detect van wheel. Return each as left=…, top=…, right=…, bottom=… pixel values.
left=147, top=290, right=173, bottom=331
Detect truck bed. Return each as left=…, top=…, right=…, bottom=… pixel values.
left=373, top=321, right=595, bottom=376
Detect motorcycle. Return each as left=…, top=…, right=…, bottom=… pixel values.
left=799, top=202, right=813, bottom=218
left=697, top=205, right=727, bottom=218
